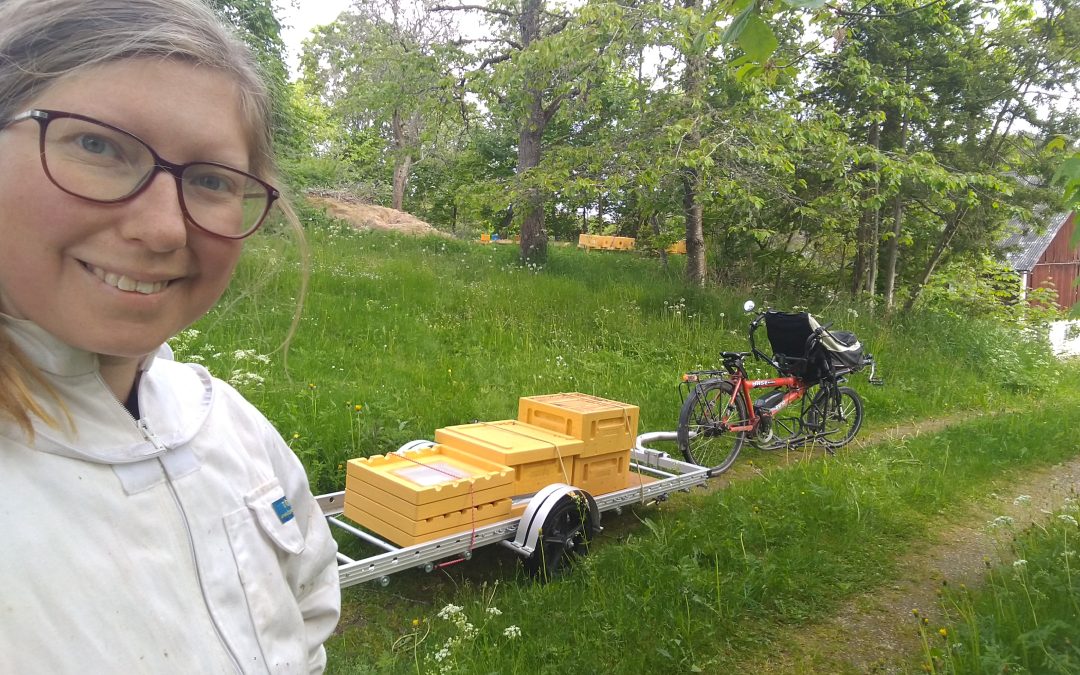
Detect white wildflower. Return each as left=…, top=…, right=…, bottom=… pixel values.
left=503, top=625, right=521, bottom=639
left=485, top=606, right=503, bottom=616
left=990, top=515, right=1015, bottom=528
left=1059, top=514, right=1079, bottom=527
left=437, top=604, right=464, bottom=621
left=1013, top=495, right=1032, bottom=506
left=1013, top=559, right=1028, bottom=569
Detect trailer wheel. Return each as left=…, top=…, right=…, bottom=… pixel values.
left=523, top=493, right=597, bottom=582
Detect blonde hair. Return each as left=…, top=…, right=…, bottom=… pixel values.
left=0, top=0, right=309, bottom=434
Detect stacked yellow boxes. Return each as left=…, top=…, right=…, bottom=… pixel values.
left=517, top=393, right=639, bottom=496
left=435, top=420, right=583, bottom=497
left=344, top=445, right=514, bottom=547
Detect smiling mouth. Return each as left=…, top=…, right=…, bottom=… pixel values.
left=84, top=263, right=172, bottom=295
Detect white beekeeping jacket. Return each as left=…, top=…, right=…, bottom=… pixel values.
left=0, top=315, right=340, bottom=674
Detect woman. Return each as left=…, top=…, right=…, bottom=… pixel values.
left=0, top=0, right=340, bottom=672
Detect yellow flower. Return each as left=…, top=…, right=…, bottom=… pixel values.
left=308, top=383, right=316, bottom=389
left=292, top=433, right=300, bottom=439
left=938, top=627, right=948, bottom=638
left=912, top=609, right=920, bottom=617
left=411, top=618, right=420, bottom=627
left=354, top=404, right=363, bottom=412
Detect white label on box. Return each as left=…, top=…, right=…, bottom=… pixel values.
left=393, top=461, right=472, bottom=487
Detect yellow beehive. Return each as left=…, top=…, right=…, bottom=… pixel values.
left=518, top=393, right=639, bottom=456
left=346, top=479, right=511, bottom=521
left=572, top=449, right=630, bottom=496
left=435, top=420, right=583, bottom=495
left=346, top=500, right=514, bottom=547
left=611, top=236, right=636, bottom=250
left=345, top=445, right=513, bottom=506
left=347, top=492, right=511, bottom=537
left=666, top=239, right=687, bottom=255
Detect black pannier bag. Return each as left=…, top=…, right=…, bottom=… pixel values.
left=763, top=311, right=866, bottom=381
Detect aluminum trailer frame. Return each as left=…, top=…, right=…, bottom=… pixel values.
left=318, top=431, right=714, bottom=588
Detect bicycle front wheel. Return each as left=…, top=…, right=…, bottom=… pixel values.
left=808, top=385, right=864, bottom=449
left=677, top=379, right=749, bottom=473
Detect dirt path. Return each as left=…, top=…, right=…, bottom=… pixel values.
left=734, top=436, right=1080, bottom=674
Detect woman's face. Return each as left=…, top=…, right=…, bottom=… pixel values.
left=0, top=58, right=250, bottom=359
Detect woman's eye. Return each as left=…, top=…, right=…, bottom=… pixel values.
left=76, top=134, right=118, bottom=157
left=193, top=174, right=233, bottom=192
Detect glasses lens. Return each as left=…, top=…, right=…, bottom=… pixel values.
left=180, top=163, right=270, bottom=238
left=41, top=116, right=154, bottom=201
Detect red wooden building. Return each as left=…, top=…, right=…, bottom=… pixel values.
left=1002, top=212, right=1080, bottom=310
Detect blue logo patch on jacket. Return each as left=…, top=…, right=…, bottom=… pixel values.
left=272, top=496, right=295, bottom=523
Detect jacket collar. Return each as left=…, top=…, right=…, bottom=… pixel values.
left=1, top=314, right=214, bottom=465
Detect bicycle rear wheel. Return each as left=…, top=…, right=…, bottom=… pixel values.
left=807, top=385, right=864, bottom=450
left=677, top=379, right=749, bottom=473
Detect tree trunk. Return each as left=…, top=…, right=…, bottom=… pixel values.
left=516, top=0, right=547, bottom=263
left=390, top=108, right=412, bottom=211
left=683, top=167, right=705, bottom=285
left=680, top=0, right=706, bottom=286
left=902, top=209, right=966, bottom=314
left=518, top=93, right=546, bottom=261
left=852, top=122, right=880, bottom=296
left=392, top=154, right=412, bottom=212
left=881, top=108, right=907, bottom=309
left=883, top=195, right=904, bottom=309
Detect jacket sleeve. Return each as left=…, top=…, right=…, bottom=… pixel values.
left=263, top=423, right=341, bottom=674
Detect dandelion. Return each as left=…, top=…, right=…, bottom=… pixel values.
left=308, top=383, right=316, bottom=389
left=411, top=618, right=420, bottom=627
left=1059, top=514, right=1079, bottom=527
left=1013, top=495, right=1032, bottom=506
left=292, top=433, right=300, bottom=439
left=354, top=404, right=363, bottom=412
left=938, top=628, right=948, bottom=639
left=503, top=625, right=521, bottom=639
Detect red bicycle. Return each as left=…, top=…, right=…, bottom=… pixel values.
left=677, top=302, right=879, bottom=474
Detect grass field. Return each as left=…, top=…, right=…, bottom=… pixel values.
left=179, top=209, right=1078, bottom=673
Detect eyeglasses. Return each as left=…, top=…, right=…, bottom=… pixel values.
left=1, top=109, right=278, bottom=239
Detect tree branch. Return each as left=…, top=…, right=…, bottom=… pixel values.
left=430, top=3, right=515, bottom=19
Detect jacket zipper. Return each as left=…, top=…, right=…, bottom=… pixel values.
left=135, top=415, right=245, bottom=674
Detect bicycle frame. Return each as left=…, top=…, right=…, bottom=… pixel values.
left=699, top=371, right=808, bottom=435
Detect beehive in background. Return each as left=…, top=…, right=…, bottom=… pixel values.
left=435, top=420, right=583, bottom=496
left=344, top=445, right=514, bottom=546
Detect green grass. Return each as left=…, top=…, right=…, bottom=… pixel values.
left=915, top=507, right=1080, bottom=674
left=173, top=208, right=1079, bottom=673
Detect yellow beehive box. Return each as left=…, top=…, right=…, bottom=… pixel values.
left=666, top=239, right=687, bottom=255
left=346, top=492, right=511, bottom=536
left=611, top=236, right=635, bottom=250
left=572, top=449, right=630, bottom=496
left=435, top=420, right=583, bottom=495
left=518, top=393, right=639, bottom=456
left=345, top=500, right=514, bottom=547
left=345, top=479, right=512, bottom=521
left=345, top=445, right=513, bottom=506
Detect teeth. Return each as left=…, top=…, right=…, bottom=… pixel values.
left=89, top=264, right=169, bottom=295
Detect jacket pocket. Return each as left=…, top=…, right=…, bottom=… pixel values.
left=224, top=478, right=307, bottom=674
